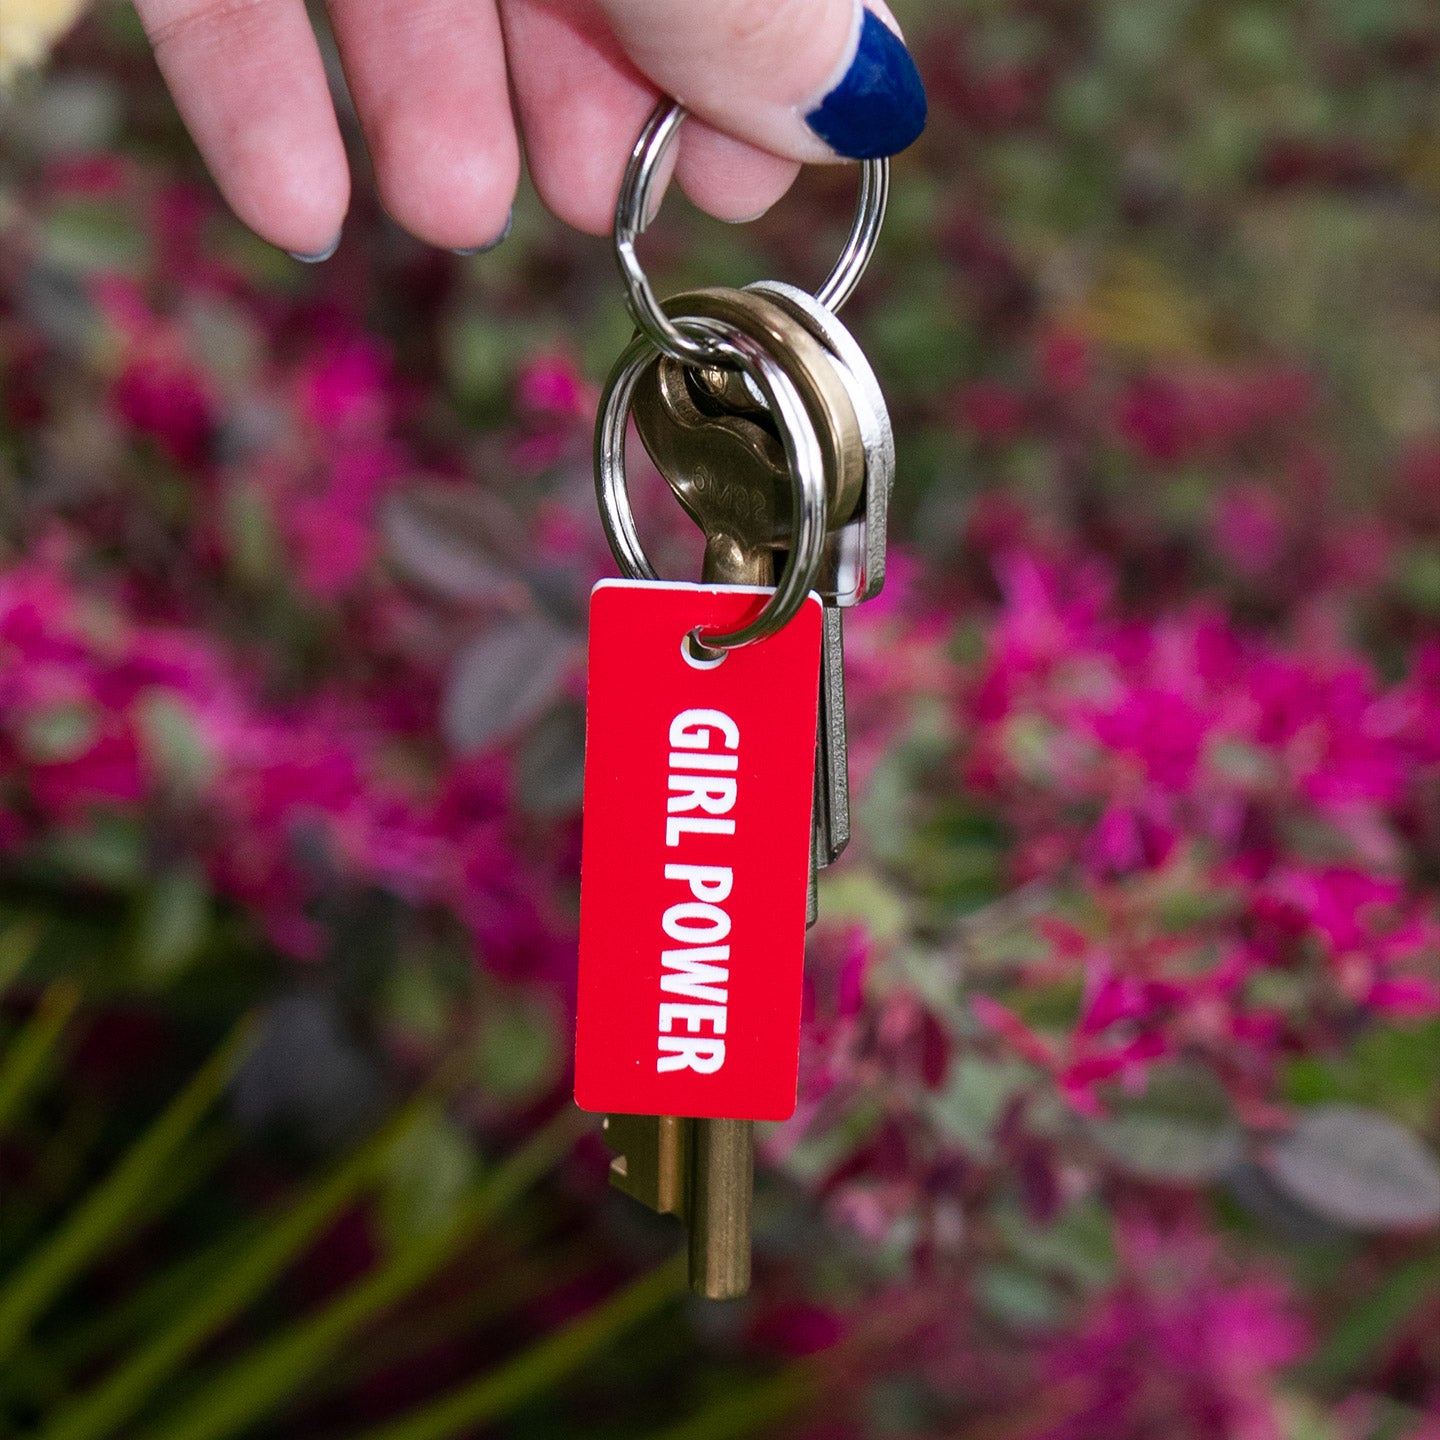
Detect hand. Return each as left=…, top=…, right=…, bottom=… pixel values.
left=131, top=0, right=927, bottom=259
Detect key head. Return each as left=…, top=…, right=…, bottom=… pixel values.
left=633, top=355, right=785, bottom=586
left=632, top=287, right=868, bottom=586
left=746, top=282, right=894, bottom=606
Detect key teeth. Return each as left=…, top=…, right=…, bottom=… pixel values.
left=815, top=605, right=851, bottom=871
left=604, top=1113, right=688, bottom=1217
left=604, top=1112, right=752, bottom=1298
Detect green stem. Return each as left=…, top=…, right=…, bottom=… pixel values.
left=0, top=1016, right=254, bottom=1364
left=132, top=1107, right=587, bottom=1440
left=352, top=1253, right=689, bottom=1440
left=0, top=978, right=82, bottom=1134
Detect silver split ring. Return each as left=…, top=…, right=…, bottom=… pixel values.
left=594, top=314, right=827, bottom=652
left=615, top=99, right=890, bottom=369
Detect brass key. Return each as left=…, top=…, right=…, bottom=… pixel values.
left=639, top=283, right=893, bottom=876
left=603, top=287, right=868, bottom=1300
left=633, top=287, right=868, bottom=585
left=601, top=462, right=776, bottom=1301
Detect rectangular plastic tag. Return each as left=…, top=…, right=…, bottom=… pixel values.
left=574, top=580, right=822, bottom=1122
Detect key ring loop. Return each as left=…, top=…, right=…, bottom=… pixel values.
left=595, top=315, right=827, bottom=652
left=615, top=99, right=890, bottom=369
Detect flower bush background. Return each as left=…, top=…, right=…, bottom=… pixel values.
left=1, top=1, right=1438, bottom=1436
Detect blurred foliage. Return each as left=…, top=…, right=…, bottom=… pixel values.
left=1, top=0, right=1439, bottom=1436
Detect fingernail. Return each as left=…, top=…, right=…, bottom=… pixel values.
left=287, top=234, right=341, bottom=264
left=804, top=8, right=927, bottom=160
left=452, top=208, right=513, bottom=256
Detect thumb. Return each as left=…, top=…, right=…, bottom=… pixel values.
left=592, top=0, right=926, bottom=163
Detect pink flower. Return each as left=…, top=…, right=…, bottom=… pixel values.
left=1034, top=1224, right=1308, bottom=1440
left=957, top=380, right=1029, bottom=441
left=1036, top=328, right=1091, bottom=396
left=112, top=353, right=214, bottom=466
left=300, top=339, right=393, bottom=436
left=515, top=354, right=595, bottom=419
left=1214, top=488, right=1288, bottom=577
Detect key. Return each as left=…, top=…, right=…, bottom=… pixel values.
left=632, top=286, right=868, bottom=582
left=815, top=604, right=850, bottom=867
left=745, top=281, right=894, bottom=609
left=741, top=282, right=892, bottom=885
left=579, top=571, right=821, bottom=1297
left=600, top=287, right=868, bottom=1299
left=603, top=474, right=776, bottom=1301
left=635, top=284, right=889, bottom=876
left=639, top=284, right=893, bottom=876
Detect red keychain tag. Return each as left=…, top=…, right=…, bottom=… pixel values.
left=574, top=580, right=822, bottom=1122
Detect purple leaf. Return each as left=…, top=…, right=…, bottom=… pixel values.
left=517, top=702, right=586, bottom=816
left=442, top=615, right=577, bottom=754
left=1263, top=1104, right=1440, bottom=1231
left=383, top=485, right=529, bottom=604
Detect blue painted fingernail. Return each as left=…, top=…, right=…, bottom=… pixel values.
left=287, top=234, right=341, bottom=264
left=805, top=9, right=927, bottom=160
left=452, top=207, right=514, bottom=257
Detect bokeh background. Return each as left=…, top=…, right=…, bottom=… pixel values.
left=2, top=1, right=1439, bottom=1436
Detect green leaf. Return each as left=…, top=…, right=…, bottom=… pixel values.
left=1088, top=1062, right=1240, bottom=1182
left=1305, top=1251, right=1440, bottom=1387
left=0, top=978, right=81, bottom=1135
left=43, top=200, right=145, bottom=275
left=43, top=816, right=146, bottom=889
left=349, top=1256, right=686, bottom=1440
left=21, top=705, right=96, bottom=762
left=379, top=1111, right=477, bottom=1246
left=993, top=1197, right=1117, bottom=1290
left=1284, top=1019, right=1440, bottom=1127
left=1263, top=1105, right=1440, bottom=1232
left=441, top=314, right=522, bottom=411
left=635, top=1362, right=814, bottom=1440
left=1090, top=1111, right=1242, bottom=1183
left=930, top=1055, right=1031, bottom=1159
left=0, top=1016, right=254, bottom=1363
left=382, top=963, right=452, bottom=1044
left=137, top=695, right=216, bottom=797
left=976, top=1263, right=1061, bottom=1329
left=0, top=918, right=43, bottom=998
left=516, top=703, right=586, bottom=816
left=1394, top=545, right=1440, bottom=614
left=36, top=1092, right=443, bottom=1440
left=131, top=1108, right=585, bottom=1440
left=814, top=870, right=909, bottom=946
left=472, top=994, right=560, bottom=1102
left=221, top=481, right=278, bottom=588
left=132, top=866, right=212, bottom=985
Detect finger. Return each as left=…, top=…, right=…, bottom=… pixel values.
left=594, top=0, right=926, bottom=163
left=500, top=0, right=797, bottom=236
left=134, top=0, right=349, bottom=256
left=325, top=0, right=519, bottom=250
left=674, top=122, right=801, bottom=224
left=499, top=0, right=657, bottom=236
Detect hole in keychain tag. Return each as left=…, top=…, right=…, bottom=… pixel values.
left=681, top=631, right=727, bottom=670
left=574, top=580, right=822, bottom=1123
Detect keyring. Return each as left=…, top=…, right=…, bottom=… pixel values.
left=595, top=315, right=827, bottom=653
left=615, top=99, right=890, bottom=369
